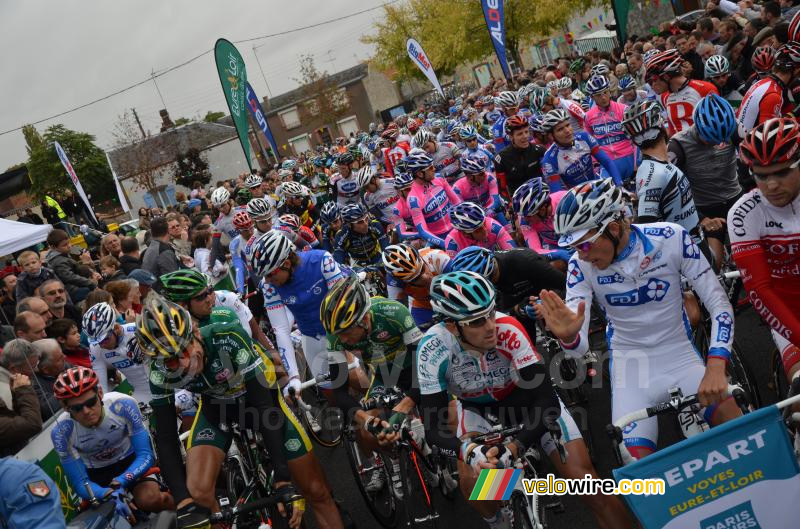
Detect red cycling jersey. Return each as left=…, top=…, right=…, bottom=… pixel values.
left=736, top=75, right=791, bottom=139
left=728, top=189, right=800, bottom=348
left=660, top=79, right=719, bottom=135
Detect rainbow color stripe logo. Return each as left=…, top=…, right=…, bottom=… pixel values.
left=469, top=469, right=522, bottom=500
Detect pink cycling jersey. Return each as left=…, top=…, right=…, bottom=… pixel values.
left=518, top=190, right=566, bottom=256
left=444, top=217, right=516, bottom=257
left=452, top=173, right=501, bottom=212
left=583, top=101, right=635, bottom=159
left=407, top=177, right=461, bottom=248
left=392, top=196, right=419, bottom=241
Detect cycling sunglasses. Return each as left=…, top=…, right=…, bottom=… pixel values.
left=191, top=287, right=214, bottom=302
left=458, top=309, right=496, bottom=328
left=565, top=228, right=605, bottom=253
left=68, top=394, right=99, bottom=414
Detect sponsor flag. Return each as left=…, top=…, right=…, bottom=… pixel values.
left=105, top=151, right=130, bottom=213
left=214, top=38, right=252, bottom=171
left=245, top=82, right=279, bottom=162
left=612, top=0, right=629, bottom=42
left=53, top=141, right=98, bottom=225
left=469, top=468, right=522, bottom=500
left=406, top=38, right=444, bottom=99
left=481, top=0, right=511, bottom=81
left=614, top=405, right=800, bottom=528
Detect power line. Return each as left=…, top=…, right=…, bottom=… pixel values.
left=0, top=0, right=397, bottom=138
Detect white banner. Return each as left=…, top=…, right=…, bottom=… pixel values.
left=54, top=141, right=98, bottom=224
left=406, top=38, right=444, bottom=99
left=105, top=151, right=130, bottom=213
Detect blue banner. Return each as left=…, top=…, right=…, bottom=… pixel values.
left=481, top=0, right=511, bottom=81
left=614, top=406, right=800, bottom=528
left=245, top=82, right=279, bottom=162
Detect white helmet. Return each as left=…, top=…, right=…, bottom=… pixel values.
left=244, top=174, right=263, bottom=189
left=494, top=91, right=520, bottom=108
left=82, top=302, right=117, bottom=345
left=279, top=181, right=307, bottom=198
left=210, top=187, right=230, bottom=207
left=355, top=165, right=376, bottom=190
left=412, top=129, right=435, bottom=149
left=246, top=197, right=274, bottom=220
left=554, top=178, right=625, bottom=247
left=247, top=230, right=296, bottom=277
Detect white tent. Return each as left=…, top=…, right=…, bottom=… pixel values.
left=0, top=218, right=52, bottom=256
left=575, top=29, right=619, bottom=54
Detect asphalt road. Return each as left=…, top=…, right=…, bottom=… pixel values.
left=307, top=306, right=778, bottom=529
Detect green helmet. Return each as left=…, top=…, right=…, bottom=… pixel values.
left=569, top=57, right=586, bottom=74
left=160, top=269, right=209, bottom=302
left=236, top=188, right=253, bottom=205
left=430, top=271, right=496, bottom=322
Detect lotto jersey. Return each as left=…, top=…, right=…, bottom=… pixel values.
left=660, top=80, right=719, bottom=135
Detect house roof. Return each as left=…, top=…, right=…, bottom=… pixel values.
left=107, top=121, right=237, bottom=178
left=266, top=63, right=368, bottom=115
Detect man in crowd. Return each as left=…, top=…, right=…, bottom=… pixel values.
left=13, top=312, right=48, bottom=343
left=16, top=297, right=53, bottom=326
left=38, top=279, right=82, bottom=327
left=119, top=236, right=141, bottom=275
left=0, top=339, right=42, bottom=456
left=32, top=339, right=69, bottom=420
left=45, top=229, right=99, bottom=303
left=141, top=216, right=181, bottom=286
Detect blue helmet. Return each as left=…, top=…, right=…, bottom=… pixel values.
left=512, top=177, right=550, bottom=217
left=618, top=75, right=637, bottom=91
left=461, top=156, right=486, bottom=175
left=341, top=202, right=368, bottom=223
left=459, top=125, right=478, bottom=140
left=585, top=75, right=610, bottom=95
left=528, top=112, right=545, bottom=134
left=320, top=201, right=340, bottom=225
left=449, top=202, right=485, bottom=232
left=405, top=148, right=434, bottom=173
left=445, top=246, right=496, bottom=277
left=394, top=172, right=414, bottom=190
left=430, top=271, right=496, bottom=322
left=693, top=93, right=736, bottom=144
left=281, top=159, right=297, bottom=170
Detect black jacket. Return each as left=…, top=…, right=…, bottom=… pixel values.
left=44, top=250, right=95, bottom=300
left=494, top=142, right=546, bottom=198
left=118, top=255, right=141, bottom=275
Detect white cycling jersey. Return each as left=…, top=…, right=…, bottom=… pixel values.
left=635, top=157, right=699, bottom=236
left=89, top=323, right=151, bottom=404
left=214, top=290, right=254, bottom=337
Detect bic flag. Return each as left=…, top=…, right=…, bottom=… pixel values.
left=214, top=38, right=252, bottom=171
left=245, top=82, right=279, bottom=161
left=481, top=0, right=511, bottom=81
left=406, top=38, right=444, bottom=99
left=614, top=405, right=800, bottom=529
left=54, top=141, right=98, bottom=225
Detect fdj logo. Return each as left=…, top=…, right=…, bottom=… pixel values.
left=716, top=312, right=733, bottom=343
left=605, top=278, right=670, bottom=306
left=567, top=261, right=584, bottom=287
left=597, top=272, right=624, bottom=285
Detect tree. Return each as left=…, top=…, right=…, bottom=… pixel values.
left=109, top=110, right=164, bottom=197
left=174, top=148, right=211, bottom=189
left=174, top=117, right=192, bottom=127
left=204, top=111, right=225, bottom=123
left=24, top=123, right=116, bottom=204
left=362, top=0, right=602, bottom=81
left=294, top=54, right=351, bottom=137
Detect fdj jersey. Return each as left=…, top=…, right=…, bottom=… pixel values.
left=326, top=297, right=422, bottom=373
left=635, top=157, right=699, bottom=235
left=89, top=323, right=150, bottom=404
left=541, top=131, right=602, bottom=191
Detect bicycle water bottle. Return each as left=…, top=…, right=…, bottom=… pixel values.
left=409, top=418, right=431, bottom=456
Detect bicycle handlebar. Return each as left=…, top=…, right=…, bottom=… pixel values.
left=210, top=495, right=280, bottom=523
left=289, top=360, right=361, bottom=394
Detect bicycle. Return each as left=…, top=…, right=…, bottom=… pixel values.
left=606, top=385, right=751, bottom=466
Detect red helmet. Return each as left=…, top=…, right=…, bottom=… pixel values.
left=751, top=47, right=775, bottom=73
left=54, top=366, right=99, bottom=400
left=381, top=127, right=398, bottom=140
left=233, top=211, right=253, bottom=230
left=504, top=114, right=529, bottom=132
left=645, top=49, right=683, bottom=80
left=407, top=118, right=422, bottom=133
left=790, top=10, right=800, bottom=43
left=739, top=118, right=800, bottom=167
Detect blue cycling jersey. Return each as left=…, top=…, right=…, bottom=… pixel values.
left=461, top=145, right=495, bottom=172
left=491, top=116, right=509, bottom=150
left=541, top=131, right=602, bottom=190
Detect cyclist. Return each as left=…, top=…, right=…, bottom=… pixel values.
left=278, top=181, right=318, bottom=229
left=319, top=201, right=342, bottom=253
left=491, top=91, right=521, bottom=151
left=540, top=109, right=623, bottom=192
left=616, top=75, right=649, bottom=106
left=247, top=196, right=277, bottom=229
left=51, top=366, right=174, bottom=515
left=158, top=270, right=347, bottom=529
left=744, top=46, right=776, bottom=93
left=417, top=271, right=629, bottom=529
left=444, top=202, right=515, bottom=257
left=329, top=152, right=361, bottom=207
left=512, top=178, right=572, bottom=267
left=494, top=115, right=547, bottom=198
left=729, top=118, right=800, bottom=386
left=541, top=178, right=740, bottom=460
left=137, top=296, right=305, bottom=529
left=737, top=43, right=800, bottom=139
left=250, top=230, right=345, bottom=387
left=83, top=302, right=150, bottom=404
left=333, top=202, right=390, bottom=267
left=356, top=165, right=400, bottom=229
left=211, top=187, right=239, bottom=242
left=413, top=128, right=463, bottom=184
left=277, top=213, right=318, bottom=251
left=554, top=76, right=586, bottom=131
left=405, top=149, right=461, bottom=249
left=459, top=125, right=494, bottom=170
left=390, top=172, right=422, bottom=245
left=380, top=125, right=409, bottom=176
left=669, top=94, right=742, bottom=268
left=645, top=48, right=719, bottom=135
left=230, top=211, right=254, bottom=296
left=583, top=75, right=638, bottom=184
left=452, top=157, right=507, bottom=223
left=704, top=54, right=744, bottom=109
left=244, top=173, right=264, bottom=198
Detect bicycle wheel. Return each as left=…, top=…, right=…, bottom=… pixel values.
left=398, top=447, right=439, bottom=527
left=342, top=429, right=397, bottom=528
left=299, top=385, right=344, bottom=447
left=772, top=347, right=789, bottom=401
left=222, top=456, right=272, bottom=525
left=727, top=340, right=762, bottom=409
left=510, top=490, right=539, bottom=529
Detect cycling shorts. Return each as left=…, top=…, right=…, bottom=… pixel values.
left=86, top=453, right=157, bottom=489
left=455, top=397, right=581, bottom=457
left=187, top=395, right=311, bottom=460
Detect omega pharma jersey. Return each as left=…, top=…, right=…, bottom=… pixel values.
left=326, top=297, right=423, bottom=369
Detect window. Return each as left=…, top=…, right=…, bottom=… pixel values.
left=279, top=107, right=301, bottom=129
left=288, top=134, right=312, bottom=156
left=306, top=100, right=320, bottom=117
left=332, top=89, right=349, bottom=111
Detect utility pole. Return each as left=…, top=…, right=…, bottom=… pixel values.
left=131, top=108, right=147, bottom=139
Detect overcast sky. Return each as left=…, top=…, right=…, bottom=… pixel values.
left=0, top=0, right=390, bottom=170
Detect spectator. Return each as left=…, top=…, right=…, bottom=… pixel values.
left=16, top=297, right=53, bottom=326
left=14, top=312, right=47, bottom=342
left=627, top=52, right=646, bottom=86
left=718, top=18, right=740, bottom=45
left=141, top=216, right=181, bottom=286
left=31, top=339, right=69, bottom=420
left=99, top=233, right=122, bottom=258
left=47, top=318, right=91, bottom=368
left=0, top=274, right=16, bottom=326
left=126, top=269, right=156, bottom=304
left=167, top=213, right=191, bottom=256
left=99, top=255, right=126, bottom=285
left=0, top=339, right=42, bottom=456
left=105, top=280, right=139, bottom=322
left=14, top=251, right=58, bottom=302
left=44, top=229, right=99, bottom=303
left=725, top=32, right=754, bottom=81
left=118, top=237, right=141, bottom=275
left=38, top=279, right=82, bottom=326
left=82, top=288, right=114, bottom=314
left=762, top=1, right=784, bottom=26
left=676, top=33, right=705, bottom=80
left=697, top=16, right=718, bottom=43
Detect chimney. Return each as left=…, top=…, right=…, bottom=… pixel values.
left=262, top=96, right=270, bottom=111
left=159, top=109, right=175, bottom=132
